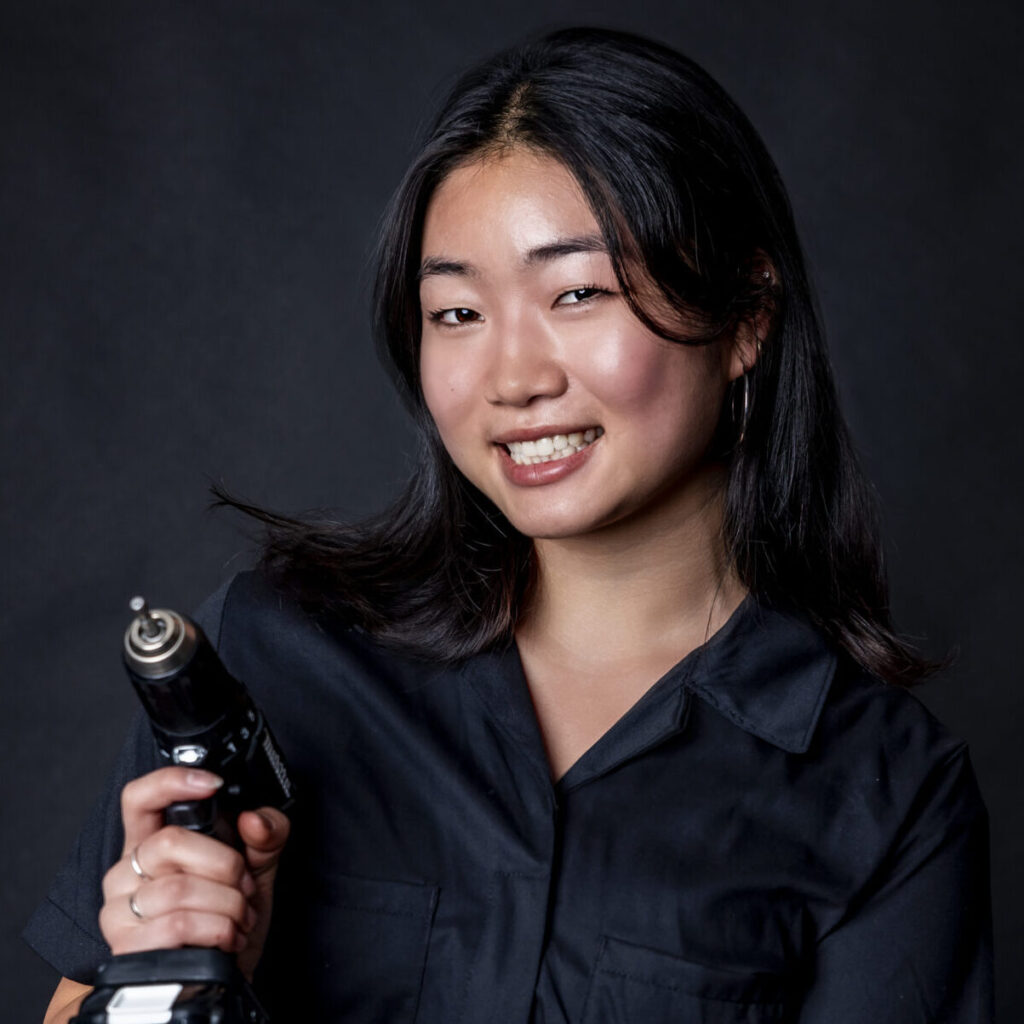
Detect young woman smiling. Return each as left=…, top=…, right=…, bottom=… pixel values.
left=418, top=149, right=756, bottom=779
left=31, top=27, right=993, bottom=1024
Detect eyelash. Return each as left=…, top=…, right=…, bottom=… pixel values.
left=426, top=285, right=612, bottom=328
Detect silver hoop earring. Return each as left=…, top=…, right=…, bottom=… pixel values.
left=734, top=373, right=751, bottom=446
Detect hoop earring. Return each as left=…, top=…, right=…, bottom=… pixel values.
left=734, top=372, right=751, bottom=447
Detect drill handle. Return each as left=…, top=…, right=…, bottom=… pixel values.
left=165, top=794, right=243, bottom=849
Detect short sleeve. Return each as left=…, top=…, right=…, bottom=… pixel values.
left=798, top=744, right=994, bottom=1023
left=21, top=577, right=236, bottom=982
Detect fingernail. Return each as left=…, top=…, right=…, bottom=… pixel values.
left=241, top=872, right=256, bottom=897
left=256, top=811, right=275, bottom=831
left=185, top=770, right=224, bottom=789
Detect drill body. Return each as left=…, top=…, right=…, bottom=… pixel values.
left=123, top=599, right=294, bottom=844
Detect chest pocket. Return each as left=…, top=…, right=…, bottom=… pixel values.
left=580, top=936, right=790, bottom=1024
left=266, top=869, right=438, bottom=1022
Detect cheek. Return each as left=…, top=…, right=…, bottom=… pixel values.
left=420, top=347, right=474, bottom=436
left=579, top=331, right=721, bottom=419
left=419, top=346, right=492, bottom=482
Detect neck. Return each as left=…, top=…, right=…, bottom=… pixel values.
left=518, top=465, right=746, bottom=671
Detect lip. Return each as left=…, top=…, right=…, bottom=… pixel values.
left=496, top=433, right=601, bottom=487
left=491, top=424, right=601, bottom=446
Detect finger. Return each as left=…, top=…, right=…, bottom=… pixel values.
left=137, top=825, right=250, bottom=887
left=123, top=875, right=257, bottom=933
left=104, top=826, right=251, bottom=901
left=106, top=908, right=248, bottom=957
left=120, top=767, right=223, bottom=852
left=235, top=808, right=291, bottom=982
left=237, top=807, right=291, bottom=878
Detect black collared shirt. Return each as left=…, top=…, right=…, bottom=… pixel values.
left=25, top=570, right=993, bottom=1021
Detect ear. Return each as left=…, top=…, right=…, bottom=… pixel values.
left=726, top=256, right=776, bottom=382
left=727, top=319, right=761, bottom=382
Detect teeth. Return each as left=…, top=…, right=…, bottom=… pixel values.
left=504, top=427, right=603, bottom=466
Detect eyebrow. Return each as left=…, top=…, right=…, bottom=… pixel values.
left=417, top=233, right=608, bottom=282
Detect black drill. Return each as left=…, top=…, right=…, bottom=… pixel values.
left=72, top=597, right=295, bottom=1024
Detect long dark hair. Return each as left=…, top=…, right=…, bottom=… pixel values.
left=221, top=26, right=934, bottom=684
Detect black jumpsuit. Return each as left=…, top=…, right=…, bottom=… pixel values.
left=25, top=570, right=994, bottom=1022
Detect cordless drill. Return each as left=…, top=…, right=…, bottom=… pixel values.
left=72, top=596, right=295, bottom=1024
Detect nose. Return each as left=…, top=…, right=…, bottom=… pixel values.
left=485, top=312, right=568, bottom=407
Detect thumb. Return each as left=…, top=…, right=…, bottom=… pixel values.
left=237, top=807, right=291, bottom=880
left=235, top=807, right=291, bottom=982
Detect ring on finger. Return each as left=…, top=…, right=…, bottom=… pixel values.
left=128, top=845, right=151, bottom=881
left=128, top=891, right=146, bottom=921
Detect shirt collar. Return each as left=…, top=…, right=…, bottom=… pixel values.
left=683, top=595, right=838, bottom=754
left=459, top=593, right=839, bottom=785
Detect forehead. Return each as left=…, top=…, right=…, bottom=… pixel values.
left=421, top=150, right=601, bottom=258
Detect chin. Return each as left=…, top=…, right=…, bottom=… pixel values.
left=499, top=502, right=624, bottom=542
left=516, top=524, right=591, bottom=541
left=495, top=508, right=585, bottom=540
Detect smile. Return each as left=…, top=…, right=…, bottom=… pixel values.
left=503, top=428, right=604, bottom=466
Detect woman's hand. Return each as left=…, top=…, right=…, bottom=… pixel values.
left=98, top=766, right=290, bottom=980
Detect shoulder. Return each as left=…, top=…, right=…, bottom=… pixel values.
left=195, top=568, right=448, bottom=703
left=809, top=655, right=986, bottom=856
left=728, top=593, right=973, bottom=779
left=710, top=596, right=986, bottom=855
left=194, top=569, right=301, bottom=639
left=818, top=656, right=971, bottom=780
left=195, top=569, right=347, bottom=660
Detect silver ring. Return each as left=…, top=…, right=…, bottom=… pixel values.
left=128, top=891, right=146, bottom=921
left=129, top=846, right=151, bottom=881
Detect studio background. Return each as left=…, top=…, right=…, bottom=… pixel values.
left=3, top=1, right=1020, bottom=1019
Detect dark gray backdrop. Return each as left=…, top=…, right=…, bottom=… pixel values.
left=3, top=1, right=1020, bottom=1018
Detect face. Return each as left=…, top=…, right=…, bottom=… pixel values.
left=418, top=149, right=747, bottom=541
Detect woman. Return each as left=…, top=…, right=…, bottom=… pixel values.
left=31, top=27, right=992, bottom=1023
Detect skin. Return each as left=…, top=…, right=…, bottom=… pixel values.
left=44, top=146, right=765, bottom=1019
left=419, top=149, right=761, bottom=778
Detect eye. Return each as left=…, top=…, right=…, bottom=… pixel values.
left=427, top=307, right=482, bottom=326
left=554, top=286, right=611, bottom=306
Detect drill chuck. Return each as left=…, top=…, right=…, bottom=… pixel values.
left=124, top=597, right=197, bottom=678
